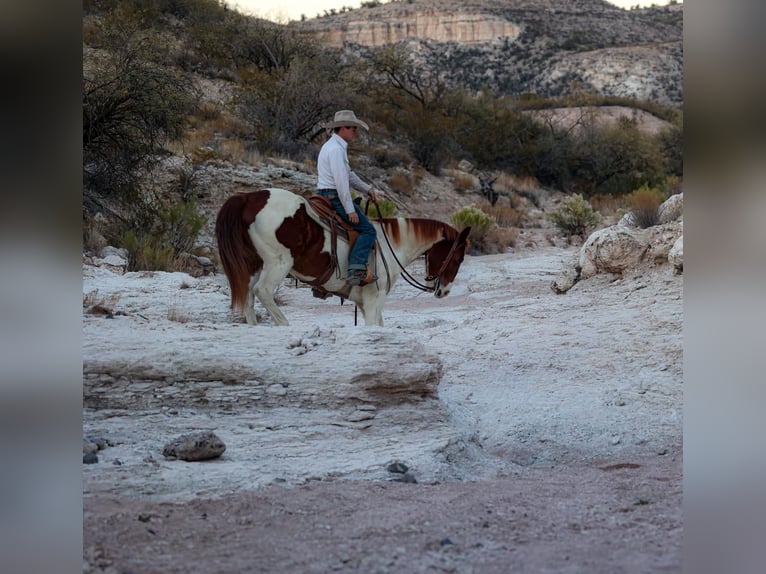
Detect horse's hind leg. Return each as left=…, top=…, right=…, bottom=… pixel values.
left=244, top=273, right=260, bottom=325
left=253, top=262, right=292, bottom=326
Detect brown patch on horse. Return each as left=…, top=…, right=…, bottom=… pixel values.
left=275, top=204, right=335, bottom=280
left=241, top=190, right=269, bottom=225
left=215, top=191, right=269, bottom=312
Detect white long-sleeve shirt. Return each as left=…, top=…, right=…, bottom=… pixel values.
left=316, top=133, right=372, bottom=215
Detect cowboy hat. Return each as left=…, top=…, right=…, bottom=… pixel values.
left=325, top=110, right=369, bottom=131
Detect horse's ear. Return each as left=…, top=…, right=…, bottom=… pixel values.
left=458, top=226, right=471, bottom=244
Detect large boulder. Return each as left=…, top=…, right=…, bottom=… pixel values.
left=579, top=226, right=648, bottom=280
left=658, top=193, right=683, bottom=224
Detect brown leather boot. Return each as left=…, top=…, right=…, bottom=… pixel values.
left=347, top=266, right=377, bottom=287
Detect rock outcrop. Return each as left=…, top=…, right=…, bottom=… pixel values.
left=313, top=10, right=520, bottom=47
left=553, top=193, right=683, bottom=292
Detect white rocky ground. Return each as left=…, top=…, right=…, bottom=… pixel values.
left=83, top=237, right=682, bottom=573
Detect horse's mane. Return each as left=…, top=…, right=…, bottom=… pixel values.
left=377, top=217, right=456, bottom=244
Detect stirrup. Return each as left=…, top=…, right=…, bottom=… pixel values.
left=347, top=267, right=377, bottom=287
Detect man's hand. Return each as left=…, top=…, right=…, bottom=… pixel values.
left=368, top=188, right=378, bottom=202
left=348, top=212, right=360, bottom=224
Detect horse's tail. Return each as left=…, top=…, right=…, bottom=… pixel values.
left=215, top=193, right=264, bottom=313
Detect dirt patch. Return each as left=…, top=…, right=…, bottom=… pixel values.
left=84, top=454, right=681, bottom=573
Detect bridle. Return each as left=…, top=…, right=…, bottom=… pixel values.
left=368, top=198, right=461, bottom=294
left=424, top=233, right=463, bottom=286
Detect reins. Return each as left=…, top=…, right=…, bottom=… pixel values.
left=367, top=198, right=435, bottom=293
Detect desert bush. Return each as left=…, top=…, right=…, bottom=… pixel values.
left=468, top=227, right=518, bottom=255
left=236, top=52, right=355, bottom=156
left=626, top=185, right=665, bottom=228
left=365, top=199, right=398, bottom=218
left=566, top=117, right=666, bottom=197
left=588, top=193, right=630, bottom=218
left=370, top=146, right=413, bottom=169
left=119, top=200, right=206, bottom=271
left=546, top=193, right=601, bottom=237
left=451, top=205, right=495, bottom=232
left=658, top=174, right=682, bottom=197
left=121, top=230, right=176, bottom=271
left=388, top=171, right=415, bottom=195
left=82, top=8, right=197, bottom=206
left=450, top=205, right=497, bottom=253
left=479, top=204, right=525, bottom=228
left=451, top=172, right=477, bottom=193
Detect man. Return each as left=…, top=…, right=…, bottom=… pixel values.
left=316, top=110, right=380, bottom=286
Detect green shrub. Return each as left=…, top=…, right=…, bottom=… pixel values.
left=546, top=194, right=601, bottom=237
left=119, top=200, right=206, bottom=271
left=121, top=230, right=176, bottom=271
left=451, top=204, right=495, bottom=233
left=365, top=198, right=398, bottom=218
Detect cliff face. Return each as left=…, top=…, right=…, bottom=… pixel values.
left=296, top=0, right=683, bottom=106
left=317, top=10, right=521, bottom=47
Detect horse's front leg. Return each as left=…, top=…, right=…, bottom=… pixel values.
left=358, top=289, right=385, bottom=327
left=253, top=261, right=292, bottom=326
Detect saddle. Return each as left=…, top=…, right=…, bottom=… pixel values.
left=300, top=195, right=361, bottom=291
left=306, top=195, right=360, bottom=247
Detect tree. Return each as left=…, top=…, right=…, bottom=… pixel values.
left=83, top=7, right=196, bottom=208
left=236, top=50, right=354, bottom=156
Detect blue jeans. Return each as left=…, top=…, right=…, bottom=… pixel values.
left=319, top=191, right=377, bottom=272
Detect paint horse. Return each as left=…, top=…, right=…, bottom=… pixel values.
left=215, top=187, right=471, bottom=326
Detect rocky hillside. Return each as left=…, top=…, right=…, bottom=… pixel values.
left=295, top=0, right=683, bottom=106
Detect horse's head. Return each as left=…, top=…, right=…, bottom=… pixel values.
left=425, top=226, right=471, bottom=298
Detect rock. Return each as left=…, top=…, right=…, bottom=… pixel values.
left=394, top=473, right=418, bottom=483
left=162, top=431, right=226, bottom=461
left=83, top=453, right=99, bottom=464
left=83, top=439, right=99, bottom=454
left=100, top=246, right=129, bottom=260
left=178, top=252, right=216, bottom=277
left=96, top=254, right=129, bottom=275
left=643, top=222, right=684, bottom=265
left=456, top=159, right=474, bottom=172
left=668, top=235, right=683, bottom=274
left=387, top=462, right=409, bottom=474
left=658, top=193, right=683, bottom=224
left=618, top=211, right=637, bottom=228
left=579, top=227, right=648, bottom=279
left=551, top=267, right=580, bottom=294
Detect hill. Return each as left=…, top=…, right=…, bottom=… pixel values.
left=294, top=0, right=683, bottom=106
left=82, top=0, right=683, bottom=270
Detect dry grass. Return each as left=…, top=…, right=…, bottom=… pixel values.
left=167, top=306, right=191, bottom=323
left=83, top=290, right=120, bottom=316
left=388, top=171, right=415, bottom=195
left=627, top=186, right=665, bottom=228
left=468, top=226, right=519, bottom=254
left=479, top=204, right=526, bottom=228
left=450, top=172, right=478, bottom=193
left=589, top=193, right=630, bottom=218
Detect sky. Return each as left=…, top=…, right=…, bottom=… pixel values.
left=228, top=0, right=674, bottom=23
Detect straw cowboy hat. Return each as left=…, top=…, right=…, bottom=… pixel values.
left=325, top=109, right=369, bottom=131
